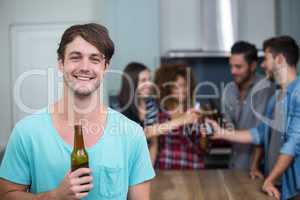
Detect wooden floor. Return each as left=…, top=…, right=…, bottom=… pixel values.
left=151, top=170, right=274, bottom=200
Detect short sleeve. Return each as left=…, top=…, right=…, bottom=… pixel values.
left=129, top=126, right=155, bottom=186
left=0, top=125, right=31, bottom=185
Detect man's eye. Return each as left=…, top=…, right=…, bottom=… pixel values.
left=91, top=58, right=100, bottom=63
left=70, top=57, right=80, bottom=60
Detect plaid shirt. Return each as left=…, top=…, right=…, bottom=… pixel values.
left=155, top=111, right=205, bottom=170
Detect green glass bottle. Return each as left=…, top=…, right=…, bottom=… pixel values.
left=71, top=125, right=89, bottom=171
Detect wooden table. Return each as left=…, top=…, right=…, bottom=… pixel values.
left=151, top=170, right=274, bottom=200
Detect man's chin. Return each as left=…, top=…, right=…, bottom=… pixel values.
left=74, top=90, right=92, bottom=97
left=234, top=79, right=242, bottom=85
left=266, top=74, right=275, bottom=82
left=73, top=87, right=95, bottom=97
left=65, top=80, right=100, bottom=97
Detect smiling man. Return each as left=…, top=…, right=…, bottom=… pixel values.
left=0, top=23, right=155, bottom=200
left=222, top=41, right=274, bottom=175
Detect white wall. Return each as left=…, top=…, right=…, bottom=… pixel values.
left=277, top=0, right=300, bottom=72
left=238, top=0, right=276, bottom=49
left=103, top=0, right=160, bottom=95
left=160, top=0, right=202, bottom=54
left=160, top=0, right=276, bottom=54
left=0, top=0, right=105, bottom=148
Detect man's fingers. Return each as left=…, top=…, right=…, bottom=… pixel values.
left=265, top=188, right=274, bottom=197
left=75, top=191, right=89, bottom=199
left=250, top=171, right=264, bottom=179
left=205, top=119, right=222, bottom=133
left=264, top=186, right=280, bottom=199
left=70, top=168, right=91, bottom=178
left=272, top=187, right=280, bottom=199
left=249, top=172, right=255, bottom=179
left=71, top=175, right=93, bottom=186
left=73, top=183, right=94, bottom=193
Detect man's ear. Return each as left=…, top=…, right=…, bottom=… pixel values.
left=250, top=61, right=257, bottom=72
left=104, top=62, right=109, bottom=71
left=58, top=59, right=64, bottom=72
left=276, top=54, right=284, bottom=65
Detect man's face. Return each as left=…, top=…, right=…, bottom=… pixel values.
left=59, top=36, right=107, bottom=96
left=229, top=54, right=255, bottom=86
left=261, top=48, right=287, bottom=84
left=261, top=49, right=274, bottom=81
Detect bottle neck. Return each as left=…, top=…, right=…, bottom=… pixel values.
left=74, top=125, right=85, bottom=150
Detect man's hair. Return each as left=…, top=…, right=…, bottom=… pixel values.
left=231, top=41, right=258, bottom=64
left=263, top=35, right=299, bottom=67
left=57, top=23, right=114, bottom=64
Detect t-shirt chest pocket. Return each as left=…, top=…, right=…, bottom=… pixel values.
left=97, top=165, right=125, bottom=198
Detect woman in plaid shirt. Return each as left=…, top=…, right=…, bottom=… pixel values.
left=149, top=64, right=205, bottom=169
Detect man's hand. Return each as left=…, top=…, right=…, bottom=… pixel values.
left=261, top=154, right=293, bottom=200
left=54, top=168, right=93, bottom=200
left=200, top=119, right=254, bottom=144
left=249, top=167, right=264, bottom=179
left=262, top=179, right=280, bottom=200
left=200, top=118, right=224, bottom=140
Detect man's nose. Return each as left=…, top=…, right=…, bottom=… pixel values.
left=231, top=67, right=237, bottom=75
left=79, top=57, right=90, bottom=70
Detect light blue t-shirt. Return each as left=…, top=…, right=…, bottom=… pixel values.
left=0, top=107, right=155, bottom=199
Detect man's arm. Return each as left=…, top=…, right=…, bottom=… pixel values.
left=249, top=146, right=264, bottom=179
left=262, top=154, right=293, bottom=199
left=261, top=89, right=300, bottom=199
left=204, top=119, right=253, bottom=144
left=265, top=154, right=293, bottom=183
left=128, top=181, right=151, bottom=200
left=0, top=168, right=93, bottom=200
left=0, top=179, right=56, bottom=200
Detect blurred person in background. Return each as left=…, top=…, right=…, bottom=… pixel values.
left=118, top=62, right=159, bottom=164
left=153, top=64, right=204, bottom=169
left=222, top=41, right=275, bottom=176
left=203, top=36, right=300, bottom=200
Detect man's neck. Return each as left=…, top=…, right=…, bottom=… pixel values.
left=237, top=73, right=255, bottom=100
left=278, top=66, right=297, bottom=90
left=56, top=87, right=105, bottom=125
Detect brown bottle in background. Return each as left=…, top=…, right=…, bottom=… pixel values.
left=199, top=103, right=218, bottom=152
left=71, top=125, right=89, bottom=172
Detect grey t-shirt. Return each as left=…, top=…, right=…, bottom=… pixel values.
left=222, top=75, right=275, bottom=170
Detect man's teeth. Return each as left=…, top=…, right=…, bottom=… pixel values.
left=77, top=76, right=91, bottom=81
